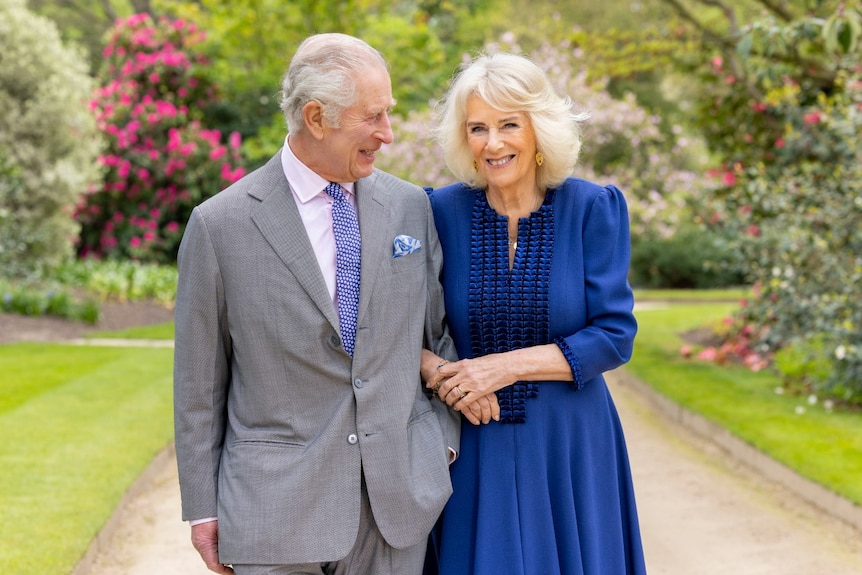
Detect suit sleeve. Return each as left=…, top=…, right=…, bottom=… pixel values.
left=173, top=207, right=231, bottom=521
left=421, top=193, right=461, bottom=453
left=554, top=184, right=638, bottom=388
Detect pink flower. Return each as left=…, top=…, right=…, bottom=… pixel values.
left=209, top=146, right=227, bottom=160
left=229, top=131, right=242, bottom=150
left=698, top=347, right=718, bottom=361
left=775, top=137, right=785, bottom=149
left=166, top=221, right=180, bottom=233
left=130, top=237, right=141, bottom=248
left=803, top=111, right=821, bottom=125
left=680, top=345, right=693, bottom=358
left=722, top=171, right=736, bottom=186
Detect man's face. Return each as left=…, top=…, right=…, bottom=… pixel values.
left=320, top=65, right=395, bottom=182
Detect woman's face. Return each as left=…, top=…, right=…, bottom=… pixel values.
left=465, top=95, right=538, bottom=194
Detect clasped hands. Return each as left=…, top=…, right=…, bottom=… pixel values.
left=424, top=354, right=505, bottom=425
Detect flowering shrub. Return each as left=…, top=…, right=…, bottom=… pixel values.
left=680, top=9, right=862, bottom=403
left=77, top=13, right=245, bottom=263
left=0, top=0, right=102, bottom=278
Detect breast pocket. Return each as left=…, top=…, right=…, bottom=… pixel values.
left=390, top=252, right=425, bottom=275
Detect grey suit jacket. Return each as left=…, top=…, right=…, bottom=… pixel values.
left=173, top=152, right=460, bottom=565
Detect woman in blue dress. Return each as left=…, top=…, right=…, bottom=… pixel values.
left=420, top=52, right=648, bottom=575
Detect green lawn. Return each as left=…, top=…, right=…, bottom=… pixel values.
left=87, top=321, right=174, bottom=340
left=629, top=300, right=862, bottom=506
left=0, top=342, right=174, bottom=574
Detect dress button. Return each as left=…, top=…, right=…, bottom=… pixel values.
left=353, top=378, right=363, bottom=389
left=329, top=334, right=340, bottom=347
left=347, top=434, right=358, bottom=445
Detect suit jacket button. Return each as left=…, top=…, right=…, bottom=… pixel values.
left=329, top=334, right=340, bottom=347
left=353, top=378, right=363, bottom=388
left=347, top=434, right=358, bottom=445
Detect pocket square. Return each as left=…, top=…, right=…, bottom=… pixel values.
left=393, top=234, right=422, bottom=258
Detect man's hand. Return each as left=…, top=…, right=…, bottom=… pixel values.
left=191, top=521, right=234, bottom=574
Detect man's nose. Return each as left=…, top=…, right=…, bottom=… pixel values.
left=377, top=113, right=394, bottom=144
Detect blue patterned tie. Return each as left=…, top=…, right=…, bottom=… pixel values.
left=325, top=182, right=361, bottom=356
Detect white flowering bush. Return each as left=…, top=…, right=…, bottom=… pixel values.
left=0, top=0, right=103, bottom=278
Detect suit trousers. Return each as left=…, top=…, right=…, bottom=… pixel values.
left=232, top=474, right=427, bottom=575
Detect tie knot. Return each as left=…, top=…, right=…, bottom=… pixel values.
left=325, top=182, right=345, bottom=202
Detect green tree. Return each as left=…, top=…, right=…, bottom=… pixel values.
left=28, top=0, right=159, bottom=72
left=0, top=0, right=102, bottom=278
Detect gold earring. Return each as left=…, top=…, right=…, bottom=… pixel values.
left=473, top=160, right=479, bottom=171
left=536, top=153, right=544, bottom=167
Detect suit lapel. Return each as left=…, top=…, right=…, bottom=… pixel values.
left=248, top=153, right=340, bottom=333
left=356, top=172, right=390, bottom=327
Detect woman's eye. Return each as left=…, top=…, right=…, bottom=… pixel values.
left=469, top=126, right=487, bottom=134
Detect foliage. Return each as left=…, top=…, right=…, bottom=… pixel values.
left=76, top=13, right=246, bottom=263
left=28, top=0, right=158, bottom=73
left=0, top=259, right=176, bottom=323
left=665, top=0, right=862, bottom=401
left=0, top=279, right=100, bottom=324
left=51, top=259, right=178, bottom=304
left=0, top=0, right=103, bottom=279
left=630, top=223, right=746, bottom=289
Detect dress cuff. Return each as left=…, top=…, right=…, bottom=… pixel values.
left=554, top=336, right=585, bottom=391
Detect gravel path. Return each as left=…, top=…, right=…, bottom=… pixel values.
left=73, top=368, right=862, bottom=575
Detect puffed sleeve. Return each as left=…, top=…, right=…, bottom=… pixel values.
left=554, top=184, right=637, bottom=389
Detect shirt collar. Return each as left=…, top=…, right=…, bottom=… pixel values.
left=281, top=136, right=355, bottom=204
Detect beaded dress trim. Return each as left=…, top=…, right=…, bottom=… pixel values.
left=468, top=189, right=555, bottom=423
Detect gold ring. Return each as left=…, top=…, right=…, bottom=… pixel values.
left=454, top=385, right=467, bottom=399
left=431, top=382, right=441, bottom=394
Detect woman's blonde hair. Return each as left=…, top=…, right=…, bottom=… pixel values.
left=433, top=52, right=587, bottom=191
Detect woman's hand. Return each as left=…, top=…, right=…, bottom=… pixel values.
left=436, top=354, right=512, bottom=411
left=422, top=349, right=499, bottom=425
left=435, top=344, right=573, bottom=416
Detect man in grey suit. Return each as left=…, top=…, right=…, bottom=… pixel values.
left=173, top=33, right=487, bottom=575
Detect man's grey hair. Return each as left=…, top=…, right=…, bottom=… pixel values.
left=280, top=33, right=388, bottom=134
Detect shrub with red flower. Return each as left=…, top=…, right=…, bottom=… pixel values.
left=681, top=7, right=862, bottom=403
left=76, top=13, right=245, bottom=263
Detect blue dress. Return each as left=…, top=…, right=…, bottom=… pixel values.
left=426, top=179, right=647, bottom=575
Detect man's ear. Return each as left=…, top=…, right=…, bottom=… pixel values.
left=302, top=101, right=326, bottom=140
